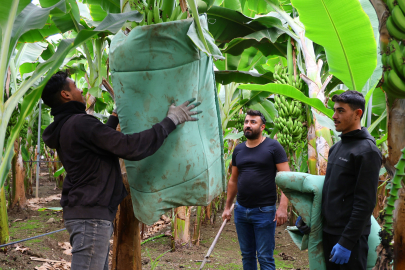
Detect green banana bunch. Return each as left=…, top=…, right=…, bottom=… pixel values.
left=380, top=146, right=405, bottom=247
left=272, top=63, right=307, bottom=149
left=386, top=0, right=405, bottom=40
left=230, top=113, right=247, bottom=142
left=141, top=0, right=189, bottom=26
left=273, top=63, right=303, bottom=91
left=381, top=39, right=405, bottom=99
left=384, top=0, right=405, bottom=98
left=273, top=94, right=307, bottom=150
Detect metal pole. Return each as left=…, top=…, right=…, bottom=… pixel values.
left=199, top=204, right=235, bottom=270
left=35, top=100, right=42, bottom=198
left=367, top=94, right=373, bottom=128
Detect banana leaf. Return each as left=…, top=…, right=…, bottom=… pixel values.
left=82, top=0, right=120, bottom=13
left=359, top=0, right=381, bottom=94
left=215, top=70, right=273, bottom=85
left=0, top=9, right=143, bottom=190
left=239, top=83, right=334, bottom=118
left=291, top=0, right=377, bottom=91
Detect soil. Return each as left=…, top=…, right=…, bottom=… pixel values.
left=0, top=164, right=309, bottom=270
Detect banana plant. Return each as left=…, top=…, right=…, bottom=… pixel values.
left=0, top=0, right=142, bottom=243
left=237, top=0, right=378, bottom=176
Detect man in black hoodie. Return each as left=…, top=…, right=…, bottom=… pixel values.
left=321, top=90, right=381, bottom=269
left=42, top=71, right=201, bottom=270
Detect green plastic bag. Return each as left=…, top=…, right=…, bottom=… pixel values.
left=275, top=172, right=380, bottom=270
left=110, top=16, right=225, bottom=225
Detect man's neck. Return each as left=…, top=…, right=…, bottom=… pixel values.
left=341, top=123, right=362, bottom=134
left=246, top=135, right=264, bottom=148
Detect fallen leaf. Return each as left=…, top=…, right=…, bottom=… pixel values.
left=58, top=242, right=72, bottom=256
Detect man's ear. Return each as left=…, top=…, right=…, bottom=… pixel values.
left=60, top=89, right=71, bottom=101
left=357, top=108, right=363, bottom=119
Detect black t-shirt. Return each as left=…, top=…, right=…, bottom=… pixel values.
left=232, top=138, right=288, bottom=208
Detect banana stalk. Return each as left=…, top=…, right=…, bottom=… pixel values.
left=383, top=147, right=405, bottom=233
left=187, top=0, right=211, bottom=54
left=298, top=32, right=334, bottom=175
left=287, top=37, right=294, bottom=85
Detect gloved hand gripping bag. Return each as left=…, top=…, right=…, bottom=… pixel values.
left=109, top=17, right=225, bottom=225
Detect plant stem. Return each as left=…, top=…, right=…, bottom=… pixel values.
left=0, top=0, right=20, bottom=106
left=287, top=36, right=293, bottom=83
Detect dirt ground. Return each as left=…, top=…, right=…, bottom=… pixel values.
left=0, top=165, right=309, bottom=270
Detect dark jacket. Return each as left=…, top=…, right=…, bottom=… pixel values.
left=322, top=127, right=382, bottom=250
left=42, top=101, right=176, bottom=221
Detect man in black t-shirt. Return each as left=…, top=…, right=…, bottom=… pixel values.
left=222, top=109, right=290, bottom=270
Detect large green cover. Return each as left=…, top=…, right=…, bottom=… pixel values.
left=275, top=172, right=380, bottom=270
left=109, top=17, right=225, bottom=225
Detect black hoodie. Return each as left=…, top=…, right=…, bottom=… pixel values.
left=322, top=127, right=382, bottom=250
left=43, top=101, right=176, bottom=221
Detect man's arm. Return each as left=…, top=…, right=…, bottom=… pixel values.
left=338, top=151, right=381, bottom=250
left=105, top=114, right=119, bottom=129
left=222, top=165, right=239, bottom=221
left=80, top=115, right=176, bottom=161
left=275, top=162, right=290, bottom=226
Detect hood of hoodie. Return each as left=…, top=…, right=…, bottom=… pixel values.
left=339, top=127, right=376, bottom=144
left=42, top=101, right=86, bottom=149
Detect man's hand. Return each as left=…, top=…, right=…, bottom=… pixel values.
left=167, top=98, right=202, bottom=125
left=295, top=216, right=311, bottom=234
left=112, top=107, right=118, bottom=117
left=330, top=243, right=351, bottom=264
left=274, top=207, right=287, bottom=226
left=222, top=208, right=232, bottom=222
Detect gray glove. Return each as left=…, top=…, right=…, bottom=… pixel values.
left=167, top=98, right=202, bottom=125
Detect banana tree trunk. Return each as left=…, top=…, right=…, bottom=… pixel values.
left=112, top=158, right=142, bottom=270
left=11, top=139, right=26, bottom=209
left=173, top=206, right=191, bottom=248
left=0, top=187, right=8, bottom=244
left=386, top=99, right=405, bottom=270
left=299, top=33, right=333, bottom=176
left=192, top=206, right=202, bottom=246
left=112, top=122, right=142, bottom=270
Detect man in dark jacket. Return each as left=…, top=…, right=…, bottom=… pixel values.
left=321, top=90, right=381, bottom=269
left=42, top=71, right=201, bottom=270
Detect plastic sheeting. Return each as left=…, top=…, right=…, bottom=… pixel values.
left=110, top=16, right=225, bottom=225
left=275, top=172, right=380, bottom=270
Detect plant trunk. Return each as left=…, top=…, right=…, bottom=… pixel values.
left=386, top=99, right=405, bottom=270
left=173, top=206, right=191, bottom=248
left=205, top=204, right=211, bottom=224
left=0, top=187, right=9, bottom=244
left=112, top=158, right=142, bottom=270
left=11, top=140, right=26, bottom=209
left=298, top=33, right=333, bottom=176
left=192, top=206, right=202, bottom=246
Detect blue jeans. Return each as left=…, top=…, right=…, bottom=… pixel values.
left=234, top=202, right=277, bottom=270
left=65, top=219, right=114, bottom=270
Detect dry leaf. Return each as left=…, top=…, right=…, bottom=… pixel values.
left=58, top=242, right=72, bottom=256
left=15, top=245, right=30, bottom=253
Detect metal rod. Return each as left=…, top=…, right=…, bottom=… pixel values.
left=36, top=100, right=42, bottom=198
left=0, top=228, right=66, bottom=249
left=367, top=94, right=373, bottom=128
left=199, top=203, right=235, bottom=270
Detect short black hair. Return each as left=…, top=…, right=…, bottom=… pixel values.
left=332, top=90, right=365, bottom=119
left=41, top=70, right=70, bottom=108
left=246, top=109, right=266, bottom=125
